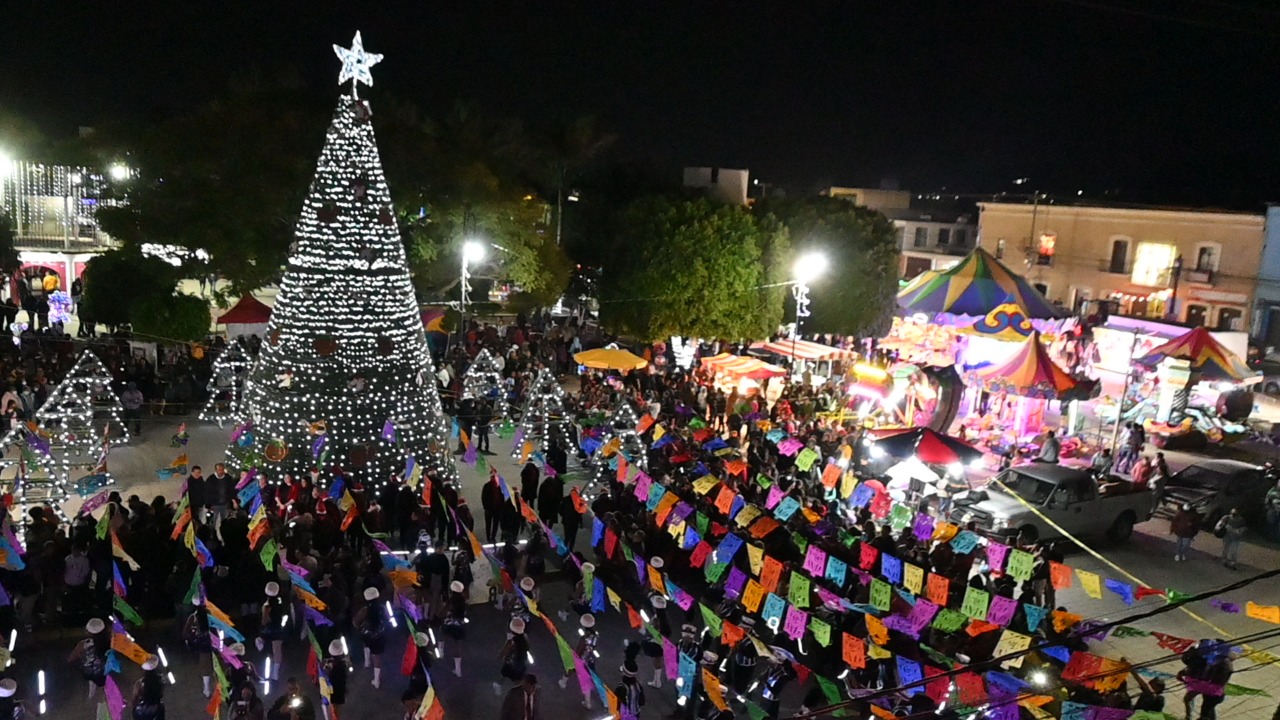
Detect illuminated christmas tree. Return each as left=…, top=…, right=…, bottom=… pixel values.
left=227, top=34, right=456, bottom=487
left=199, top=338, right=253, bottom=427
left=512, top=367, right=574, bottom=459
left=35, top=349, right=129, bottom=455
left=463, top=349, right=507, bottom=419
left=589, top=396, right=647, bottom=471
left=0, top=425, right=69, bottom=523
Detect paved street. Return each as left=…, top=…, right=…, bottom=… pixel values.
left=14, top=415, right=1280, bottom=719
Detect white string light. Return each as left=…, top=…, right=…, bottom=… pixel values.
left=224, top=52, right=455, bottom=491
left=510, top=367, right=574, bottom=459
left=198, top=338, right=253, bottom=427
left=461, top=348, right=507, bottom=419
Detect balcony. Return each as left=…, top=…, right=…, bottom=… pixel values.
left=1185, top=268, right=1214, bottom=285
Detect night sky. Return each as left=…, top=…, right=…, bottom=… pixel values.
left=3, top=1, right=1279, bottom=205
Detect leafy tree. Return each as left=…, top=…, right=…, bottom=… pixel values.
left=754, top=196, right=900, bottom=337
left=601, top=196, right=788, bottom=341
left=91, top=85, right=332, bottom=294
left=374, top=101, right=571, bottom=306
left=79, top=248, right=179, bottom=329
left=132, top=293, right=210, bottom=343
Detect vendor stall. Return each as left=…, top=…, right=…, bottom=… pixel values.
left=699, top=352, right=787, bottom=402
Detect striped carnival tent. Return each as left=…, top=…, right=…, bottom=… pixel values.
left=897, top=248, right=1066, bottom=319
left=972, top=331, right=1076, bottom=399
left=700, top=353, right=788, bottom=380
left=749, top=338, right=851, bottom=362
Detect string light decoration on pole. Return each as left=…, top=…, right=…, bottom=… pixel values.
left=511, top=367, right=575, bottom=460
left=198, top=338, right=253, bottom=427
left=226, top=33, right=456, bottom=489
left=462, top=348, right=507, bottom=418
left=458, top=239, right=485, bottom=341
left=790, top=250, right=827, bottom=365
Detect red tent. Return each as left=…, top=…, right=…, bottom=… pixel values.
left=218, top=295, right=272, bottom=325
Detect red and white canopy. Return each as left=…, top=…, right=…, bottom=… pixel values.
left=749, top=339, right=850, bottom=362
left=700, top=353, right=788, bottom=379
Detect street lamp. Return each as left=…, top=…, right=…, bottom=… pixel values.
left=791, top=251, right=828, bottom=366
left=459, top=239, right=486, bottom=343
left=109, top=163, right=130, bottom=182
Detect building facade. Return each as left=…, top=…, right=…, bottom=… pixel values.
left=0, top=160, right=119, bottom=299
left=977, top=202, right=1265, bottom=332
left=1252, top=205, right=1280, bottom=350
left=683, top=167, right=750, bottom=205
left=886, top=208, right=977, bottom=280
left=825, top=187, right=911, bottom=214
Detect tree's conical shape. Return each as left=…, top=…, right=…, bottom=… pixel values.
left=228, top=94, right=456, bottom=487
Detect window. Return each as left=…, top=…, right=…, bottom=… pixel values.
left=913, top=227, right=928, bottom=248
left=1185, top=304, right=1208, bottom=327
left=1217, top=308, right=1243, bottom=331
left=954, top=228, right=968, bottom=246
left=1195, top=243, right=1220, bottom=272
left=1108, top=238, right=1129, bottom=274
left=995, top=238, right=1006, bottom=259
left=1036, top=232, right=1056, bottom=266
left=1033, top=282, right=1049, bottom=297
left=1131, top=242, right=1177, bottom=287
left=937, top=228, right=951, bottom=246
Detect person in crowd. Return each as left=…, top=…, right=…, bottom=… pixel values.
left=1171, top=503, right=1202, bottom=562
left=267, top=678, right=316, bottom=720
left=131, top=654, right=166, bottom=720
left=1036, top=429, right=1060, bottom=463
left=1214, top=507, right=1247, bottom=570
left=500, top=673, right=540, bottom=720
left=120, top=381, right=145, bottom=437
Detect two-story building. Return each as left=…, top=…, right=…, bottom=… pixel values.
left=976, top=201, right=1265, bottom=332
left=887, top=208, right=977, bottom=280
left=0, top=159, right=120, bottom=299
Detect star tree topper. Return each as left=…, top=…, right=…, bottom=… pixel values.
left=333, top=31, right=384, bottom=98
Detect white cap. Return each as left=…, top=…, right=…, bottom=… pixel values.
left=519, top=577, right=535, bottom=592
left=85, top=618, right=105, bottom=635
left=0, top=679, right=14, bottom=698
left=580, top=614, right=596, bottom=629
left=450, top=580, right=465, bottom=593
left=650, top=557, right=665, bottom=570
left=702, top=651, right=719, bottom=665
left=651, top=595, right=667, bottom=609
left=363, top=587, right=380, bottom=602
left=581, top=562, right=595, bottom=574
left=142, top=656, right=160, bottom=671
left=414, top=632, right=431, bottom=647
left=328, top=639, right=346, bottom=656
left=509, top=618, right=526, bottom=634
left=265, top=582, right=280, bottom=597
left=229, top=642, right=246, bottom=656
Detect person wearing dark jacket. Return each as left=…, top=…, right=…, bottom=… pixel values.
left=1171, top=504, right=1201, bottom=562
left=536, top=475, right=563, bottom=528
left=186, top=466, right=208, bottom=521
left=558, top=494, right=583, bottom=551
left=205, top=463, right=235, bottom=537
left=482, top=471, right=505, bottom=544
left=520, top=463, right=540, bottom=506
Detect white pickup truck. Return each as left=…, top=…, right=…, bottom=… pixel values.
left=949, top=464, right=1154, bottom=544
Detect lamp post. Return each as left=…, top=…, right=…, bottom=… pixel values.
left=790, top=251, right=828, bottom=369
left=459, top=239, right=485, bottom=345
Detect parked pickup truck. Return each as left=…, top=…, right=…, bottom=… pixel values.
left=949, top=464, right=1154, bottom=543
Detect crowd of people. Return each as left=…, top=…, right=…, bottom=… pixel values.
left=0, top=323, right=1270, bottom=720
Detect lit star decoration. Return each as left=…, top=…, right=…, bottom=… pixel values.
left=333, top=31, right=383, bottom=98
left=224, top=49, right=456, bottom=491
